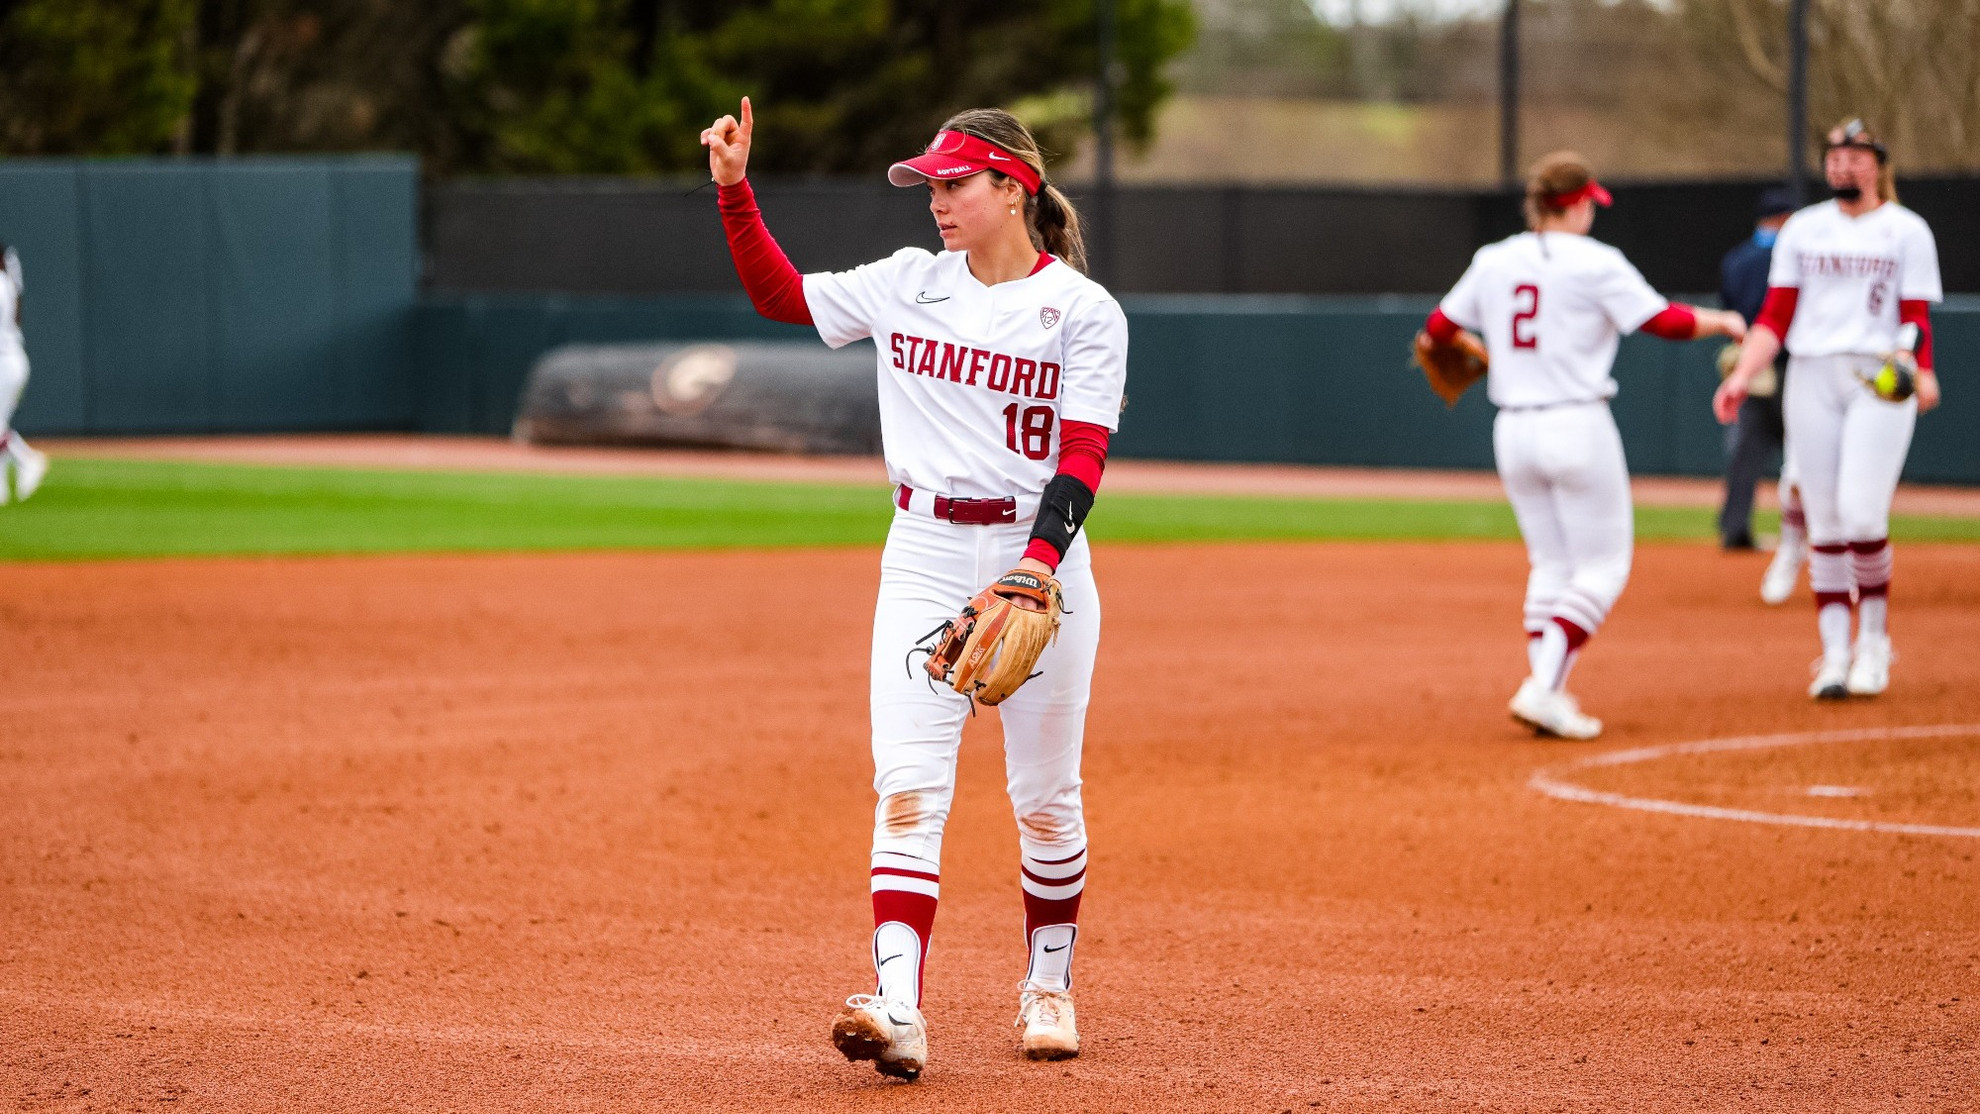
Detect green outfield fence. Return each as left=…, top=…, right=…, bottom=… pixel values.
left=0, top=157, right=419, bottom=434
left=4, top=159, right=1977, bottom=483
left=414, top=291, right=1980, bottom=484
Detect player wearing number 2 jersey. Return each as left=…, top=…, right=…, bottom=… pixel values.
left=1424, top=153, right=1744, bottom=739
left=702, top=100, right=1125, bottom=1080
left=1716, top=119, right=1941, bottom=700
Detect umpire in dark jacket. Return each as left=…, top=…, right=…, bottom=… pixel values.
left=1717, top=187, right=1798, bottom=549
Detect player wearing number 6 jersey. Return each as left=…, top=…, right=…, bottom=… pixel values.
left=1716, top=119, right=1941, bottom=700
left=702, top=99, right=1124, bottom=1080
left=1424, top=153, right=1745, bottom=739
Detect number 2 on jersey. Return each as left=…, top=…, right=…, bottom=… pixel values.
left=1511, top=283, right=1540, bottom=349
left=1004, top=403, right=1055, bottom=460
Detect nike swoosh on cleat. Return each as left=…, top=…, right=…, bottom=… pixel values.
left=1042, top=943, right=1068, bottom=953
left=915, top=292, right=949, bottom=303
left=879, top=953, right=903, bottom=965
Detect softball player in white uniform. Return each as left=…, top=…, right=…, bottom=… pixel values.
left=703, top=100, right=1125, bottom=1079
left=1425, top=153, right=1744, bottom=739
left=1717, top=119, right=1941, bottom=699
left=0, top=244, right=48, bottom=503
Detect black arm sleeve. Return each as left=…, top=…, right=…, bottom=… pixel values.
left=1027, top=473, right=1097, bottom=564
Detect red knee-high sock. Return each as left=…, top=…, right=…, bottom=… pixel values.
left=1020, top=846, right=1086, bottom=992
left=1532, top=617, right=1591, bottom=692
left=1780, top=495, right=1806, bottom=537
left=1809, top=543, right=1853, bottom=609
left=871, top=852, right=939, bottom=1007
left=1849, top=538, right=1892, bottom=636
left=1552, top=616, right=1590, bottom=689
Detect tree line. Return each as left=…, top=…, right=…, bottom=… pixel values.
left=0, top=0, right=1194, bottom=176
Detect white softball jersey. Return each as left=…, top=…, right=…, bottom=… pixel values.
left=1768, top=200, right=1941, bottom=357
left=1440, top=232, right=1668, bottom=409
left=804, top=248, right=1128, bottom=500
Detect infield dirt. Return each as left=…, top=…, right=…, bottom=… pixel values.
left=4, top=542, right=1977, bottom=1111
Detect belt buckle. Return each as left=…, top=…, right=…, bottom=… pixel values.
left=935, top=495, right=1016, bottom=525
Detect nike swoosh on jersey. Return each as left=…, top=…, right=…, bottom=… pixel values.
left=915, top=292, right=949, bottom=303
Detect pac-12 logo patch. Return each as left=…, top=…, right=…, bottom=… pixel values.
left=1039, top=307, right=1062, bottom=329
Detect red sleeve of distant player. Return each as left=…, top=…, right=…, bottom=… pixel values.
left=1423, top=307, right=1461, bottom=344
left=1899, top=299, right=1934, bottom=369
left=1755, top=286, right=1798, bottom=341
left=717, top=179, right=813, bottom=326
left=1021, top=420, right=1110, bottom=569
left=1637, top=303, right=1697, bottom=340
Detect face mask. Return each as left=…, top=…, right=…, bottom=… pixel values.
left=1753, top=228, right=1779, bottom=248
left=1833, top=184, right=1863, bottom=202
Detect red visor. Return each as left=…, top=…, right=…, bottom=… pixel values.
left=1545, top=181, right=1613, bottom=209
left=888, top=130, right=1043, bottom=195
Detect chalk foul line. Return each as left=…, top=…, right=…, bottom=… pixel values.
left=1528, top=723, right=1980, bottom=838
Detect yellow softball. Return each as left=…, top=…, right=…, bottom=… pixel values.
left=1869, top=358, right=1916, bottom=402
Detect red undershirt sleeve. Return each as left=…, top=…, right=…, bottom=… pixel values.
left=1754, top=286, right=1798, bottom=343
left=716, top=178, right=813, bottom=326
left=1423, top=307, right=1461, bottom=345
left=1899, top=299, right=1934, bottom=369
left=1022, top=419, right=1110, bottom=569
left=1637, top=303, right=1698, bottom=340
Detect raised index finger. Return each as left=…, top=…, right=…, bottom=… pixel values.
left=740, top=96, right=754, bottom=141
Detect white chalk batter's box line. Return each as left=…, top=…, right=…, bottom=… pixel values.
left=1529, top=723, right=1980, bottom=839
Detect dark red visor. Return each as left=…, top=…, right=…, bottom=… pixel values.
left=888, top=130, right=1042, bottom=196
left=1545, top=181, right=1613, bottom=209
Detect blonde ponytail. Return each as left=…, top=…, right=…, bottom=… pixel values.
left=1033, top=184, right=1088, bottom=273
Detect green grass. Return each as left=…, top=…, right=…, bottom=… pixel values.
left=1, top=456, right=1974, bottom=562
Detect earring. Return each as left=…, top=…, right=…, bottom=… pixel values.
left=1009, top=205, right=1018, bottom=216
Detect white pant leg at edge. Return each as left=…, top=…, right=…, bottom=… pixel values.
left=1545, top=405, right=1633, bottom=630
left=1837, top=377, right=1915, bottom=541
left=993, top=531, right=1098, bottom=861
left=868, top=511, right=980, bottom=862
left=0, top=347, right=27, bottom=432
left=1495, top=410, right=1572, bottom=636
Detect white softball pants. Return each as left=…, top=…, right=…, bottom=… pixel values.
left=867, top=508, right=1099, bottom=867
left=1783, top=354, right=1915, bottom=545
left=0, top=346, right=27, bottom=433
left=1493, top=401, right=1633, bottom=636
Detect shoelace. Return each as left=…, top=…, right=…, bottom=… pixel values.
left=1016, top=985, right=1070, bottom=1028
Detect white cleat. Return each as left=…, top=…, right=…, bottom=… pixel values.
left=1509, top=677, right=1602, bottom=740
left=1845, top=634, right=1892, bottom=696
left=1014, top=984, right=1080, bottom=1061
left=1759, top=541, right=1805, bottom=605
left=12, top=444, right=47, bottom=501
left=831, top=994, right=928, bottom=1081
left=1808, top=656, right=1851, bottom=701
